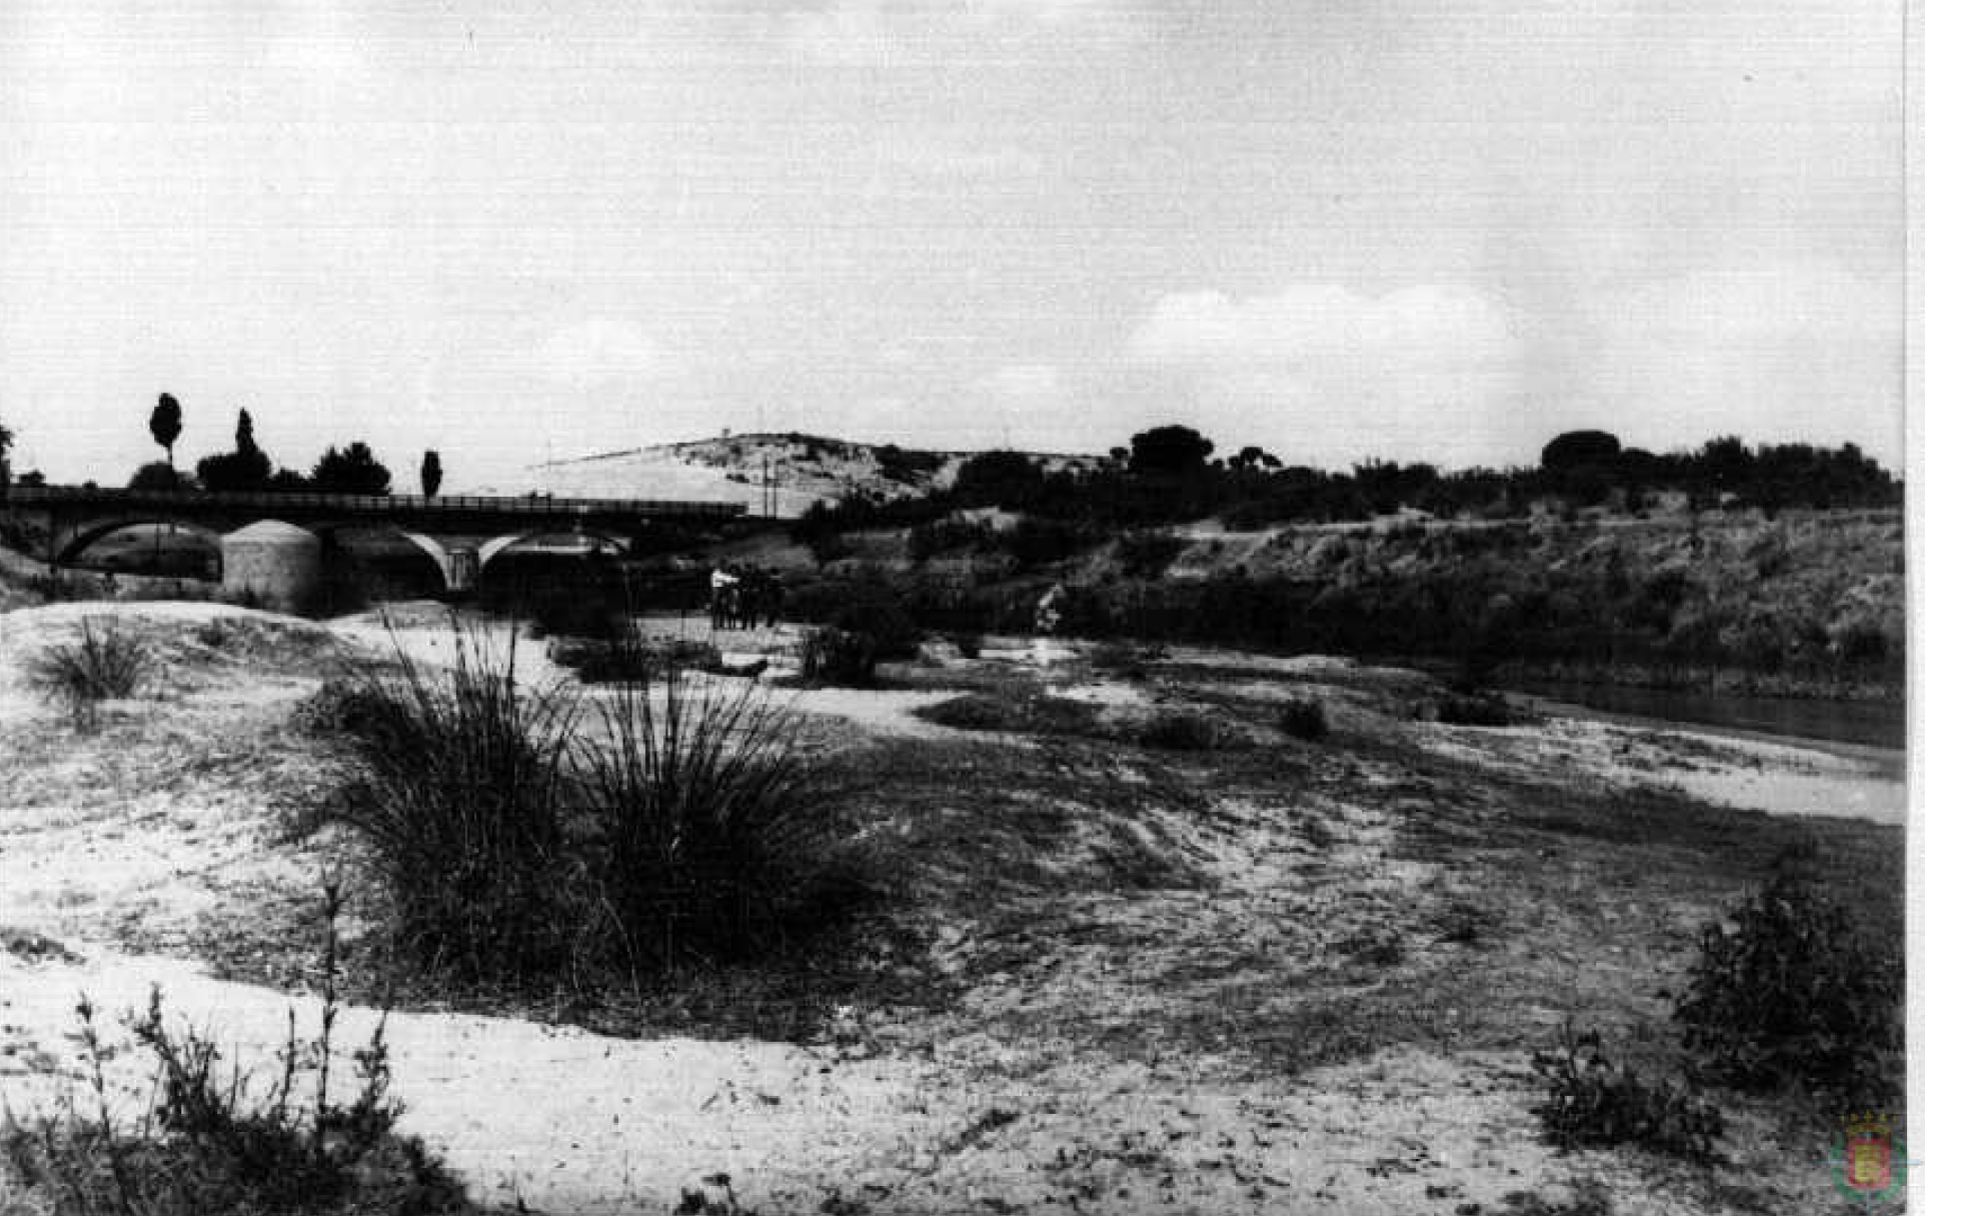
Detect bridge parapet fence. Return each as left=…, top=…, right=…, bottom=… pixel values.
left=4, top=485, right=747, bottom=520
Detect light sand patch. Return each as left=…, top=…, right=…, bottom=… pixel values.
left=1418, top=714, right=1906, bottom=825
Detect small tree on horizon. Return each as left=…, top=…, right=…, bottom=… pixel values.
left=420, top=449, right=443, bottom=498
left=1127, top=425, right=1215, bottom=477
left=311, top=442, right=393, bottom=495
left=149, top=393, right=183, bottom=469
left=194, top=408, right=273, bottom=492
left=0, top=418, right=13, bottom=491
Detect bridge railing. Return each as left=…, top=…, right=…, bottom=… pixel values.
left=3, top=485, right=749, bottom=519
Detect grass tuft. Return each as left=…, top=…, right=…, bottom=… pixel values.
left=26, top=616, right=150, bottom=729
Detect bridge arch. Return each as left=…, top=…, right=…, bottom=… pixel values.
left=51, top=516, right=224, bottom=572
left=477, top=530, right=631, bottom=574
left=304, top=522, right=469, bottom=594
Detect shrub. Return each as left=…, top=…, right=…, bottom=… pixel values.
left=783, top=580, right=918, bottom=660
left=1138, top=710, right=1234, bottom=750
left=916, top=690, right=1105, bottom=737
left=323, top=626, right=580, bottom=981
left=1003, top=517, right=1089, bottom=569
left=0, top=884, right=473, bottom=1216
left=1113, top=529, right=1184, bottom=578
left=1672, top=872, right=1903, bottom=1106
left=577, top=664, right=859, bottom=970
left=26, top=617, right=151, bottom=729
left=1530, top=1024, right=1724, bottom=1160
left=907, top=517, right=994, bottom=562
left=1435, top=691, right=1513, bottom=727
left=1279, top=696, right=1329, bottom=741
left=799, top=625, right=881, bottom=685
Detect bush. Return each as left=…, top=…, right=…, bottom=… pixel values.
left=578, top=665, right=859, bottom=969
left=1672, top=872, right=1903, bottom=1106
left=1530, top=1025, right=1724, bottom=1160
left=783, top=579, right=918, bottom=660
left=916, top=691, right=1105, bottom=737
left=1279, top=697, right=1329, bottom=741
left=1435, top=691, right=1513, bottom=727
left=799, top=626, right=881, bottom=685
left=1138, top=710, right=1234, bottom=750
left=0, top=884, right=473, bottom=1216
left=27, top=617, right=151, bottom=728
left=907, top=517, right=994, bottom=562
left=1113, top=529, right=1184, bottom=578
left=323, top=627, right=580, bottom=981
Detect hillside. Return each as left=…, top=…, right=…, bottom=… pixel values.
left=473, top=432, right=1105, bottom=515
left=768, top=506, right=1907, bottom=702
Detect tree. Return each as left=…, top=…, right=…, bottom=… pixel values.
left=420, top=449, right=443, bottom=498
left=149, top=393, right=184, bottom=469
left=130, top=461, right=190, bottom=491
left=952, top=450, right=1045, bottom=507
left=311, top=442, right=393, bottom=495
left=0, top=418, right=12, bottom=490
left=1228, top=445, right=1282, bottom=473
left=1539, top=429, right=1621, bottom=473
left=194, top=408, right=273, bottom=491
left=1127, top=425, right=1215, bottom=477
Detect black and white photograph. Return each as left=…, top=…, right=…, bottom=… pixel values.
left=0, top=2, right=1921, bottom=1213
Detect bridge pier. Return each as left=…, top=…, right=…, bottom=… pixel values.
left=220, top=521, right=323, bottom=613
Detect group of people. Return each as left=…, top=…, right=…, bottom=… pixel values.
left=708, top=565, right=785, bottom=631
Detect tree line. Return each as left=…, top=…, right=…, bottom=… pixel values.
left=124, top=393, right=443, bottom=497
left=798, top=423, right=1901, bottom=541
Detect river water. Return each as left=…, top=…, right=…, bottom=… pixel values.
left=1510, top=678, right=1906, bottom=751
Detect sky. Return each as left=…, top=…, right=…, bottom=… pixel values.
left=0, top=0, right=1907, bottom=490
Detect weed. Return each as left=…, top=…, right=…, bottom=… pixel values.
left=1672, top=871, right=1903, bottom=1107
left=1530, top=1024, right=1725, bottom=1160
left=0, top=882, right=475, bottom=1215
left=26, top=617, right=150, bottom=729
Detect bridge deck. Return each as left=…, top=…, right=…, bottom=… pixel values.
left=4, top=485, right=747, bottom=521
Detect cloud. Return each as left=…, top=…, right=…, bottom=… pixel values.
left=1127, top=283, right=1530, bottom=467
left=532, top=318, right=662, bottom=389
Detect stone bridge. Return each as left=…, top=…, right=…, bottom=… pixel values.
left=0, top=485, right=746, bottom=599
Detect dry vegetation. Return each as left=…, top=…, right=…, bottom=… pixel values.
left=0, top=582, right=1906, bottom=1215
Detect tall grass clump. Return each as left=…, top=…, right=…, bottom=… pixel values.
left=27, top=616, right=151, bottom=729
left=0, top=883, right=474, bottom=1215
left=579, top=663, right=858, bottom=971
left=326, top=625, right=579, bottom=981
left=1672, top=871, right=1903, bottom=1107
